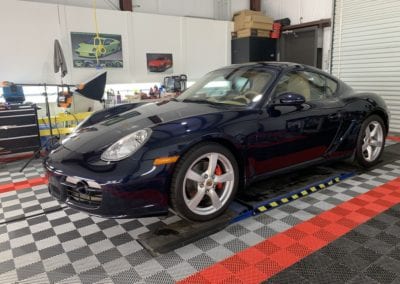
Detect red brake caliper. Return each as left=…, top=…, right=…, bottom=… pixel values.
left=215, top=164, right=223, bottom=190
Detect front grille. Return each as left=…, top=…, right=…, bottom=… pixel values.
left=61, top=179, right=102, bottom=208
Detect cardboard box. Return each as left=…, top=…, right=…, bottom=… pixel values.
left=236, top=14, right=274, bottom=24
left=234, top=11, right=274, bottom=31
left=235, top=21, right=273, bottom=32
left=232, top=29, right=270, bottom=39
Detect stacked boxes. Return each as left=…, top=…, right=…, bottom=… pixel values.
left=232, top=10, right=274, bottom=39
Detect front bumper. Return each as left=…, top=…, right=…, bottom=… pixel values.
left=75, top=51, right=96, bottom=58
left=44, top=152, right=171, bottom=218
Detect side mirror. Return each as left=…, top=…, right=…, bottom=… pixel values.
left=276, top=92, right=306, bottom=105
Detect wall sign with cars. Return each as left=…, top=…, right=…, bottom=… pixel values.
left=70, top=32, right=123, bottom=68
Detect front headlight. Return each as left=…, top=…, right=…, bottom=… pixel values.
left=101, top=128, right=152, bottom=162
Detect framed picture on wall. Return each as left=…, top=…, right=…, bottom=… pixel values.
left=146, top=53, right=173, bottom=73
left=71, top=32, right=123, bottom=68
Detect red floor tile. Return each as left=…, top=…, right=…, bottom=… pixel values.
left=387, top=135, right=400, bottom=142
left=237, top=247, right=267, bottom=265
left=0, top=177, right=47, bottom=194
left=234, top=265, right=267, bottom=283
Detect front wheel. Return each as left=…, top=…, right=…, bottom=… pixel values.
left=170, top=143, right=239, bottom=221
left=355, top=115, right=386, bottom=167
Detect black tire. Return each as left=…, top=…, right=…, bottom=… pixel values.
left=170, top=143, right=239, bottom=221
left=355, top=115, right=386, bottom=168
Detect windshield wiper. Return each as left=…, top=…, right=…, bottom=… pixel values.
left=183, top=98, right=223, bottom=106
left=183, top=98, right=207, bottom=103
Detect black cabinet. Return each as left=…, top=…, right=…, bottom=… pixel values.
left=231, top=37, right=277, bottom=64
left=0, top=104, right=40, bottom=155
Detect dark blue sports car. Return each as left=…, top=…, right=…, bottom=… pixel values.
left=45, top=62, right=389, bottom=221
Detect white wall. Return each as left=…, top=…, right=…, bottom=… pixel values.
left=0, top=0, right=232, bottom=86
left=134, top=0, right=215, bottom=18
left=0, top=1, right=62, bottom=84
left=184, top=17, right=231, bottom=79
left=231, top=0, right=250, bottom=18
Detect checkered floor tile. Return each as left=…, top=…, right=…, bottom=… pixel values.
left=266, top=204, right=400, bottom=284
left=0, top=159, right=44, bottom=185
left=0, top=184, right=64, bottom=225
left=0, top=148, right=399, bottom=283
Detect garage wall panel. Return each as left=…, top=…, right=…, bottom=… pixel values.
left=183, top=17, right=231, bottom=79
left=0, top=1, right=62, bottom=84
left=332, top=0, right=400, bottom=133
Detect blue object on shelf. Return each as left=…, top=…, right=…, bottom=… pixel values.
left=2, top=84, right=25, bottom=103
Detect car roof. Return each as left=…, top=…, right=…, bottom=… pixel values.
left=219, top=61, right=339, bottom=81
left=226, top=61, right=302, bottom=70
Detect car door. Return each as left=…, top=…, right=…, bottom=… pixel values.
left=250, top=68, right=344, bottom=176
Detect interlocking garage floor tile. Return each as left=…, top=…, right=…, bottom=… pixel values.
left=0, top=159, right=44, bottom=185
left=266, top=204, right=400, bottom=284
left=0, top=144, right=399, bottom=283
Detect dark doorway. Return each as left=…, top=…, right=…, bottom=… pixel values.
left=279, top=27, right=321, bottom=68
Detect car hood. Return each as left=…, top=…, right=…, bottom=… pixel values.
left=61, top=100, right=224, bottom=154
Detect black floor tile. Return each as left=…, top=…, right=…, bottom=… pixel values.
left=265, top=204, right=400, bottom=283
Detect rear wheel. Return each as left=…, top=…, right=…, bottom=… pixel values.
left=355, top=115, right=386, bottom=167
left=170, top=143, right=239, bottom=221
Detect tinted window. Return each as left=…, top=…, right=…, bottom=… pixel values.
left=273, top=71, right=338, bottom=102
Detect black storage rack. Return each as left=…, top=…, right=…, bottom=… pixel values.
left=0, top=104, right=41, bottom=155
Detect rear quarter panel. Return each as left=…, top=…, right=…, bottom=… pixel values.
left=335, top=91, right=389, bottom=153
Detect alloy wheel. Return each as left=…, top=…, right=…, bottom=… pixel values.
left=362, top=121, right=384, bottom=162
left=182, top=152, right=235, bottom=216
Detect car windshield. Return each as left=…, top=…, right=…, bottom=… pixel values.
left=177, top=66, right=275, bottom=106
left=85, top=38, right=105, bottom=45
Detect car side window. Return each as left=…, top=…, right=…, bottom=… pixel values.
left=273, top=71, right=338, bottom=102
left=273, top=71, right=313, bottom=101
left=303, top=71, right=326, bottom=100
left=325, top=77, right=338, bottom=96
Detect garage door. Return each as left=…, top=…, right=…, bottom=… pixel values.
left=331, top=0, right=400, bottom=134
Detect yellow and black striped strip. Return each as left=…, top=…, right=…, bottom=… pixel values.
left=255, top=175, right=342, bottom=214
